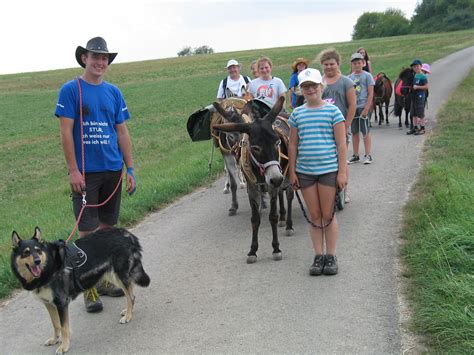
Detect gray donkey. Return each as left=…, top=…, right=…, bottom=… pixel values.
left=213, top=96, right=287, bottom=263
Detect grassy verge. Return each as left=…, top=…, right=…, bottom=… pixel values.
left=401, top=69, right=474, bottom=352
left=1, top=29, right=474, bottom=299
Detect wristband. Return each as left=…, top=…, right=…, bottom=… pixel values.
left=126, top=167, right=136, bottom=195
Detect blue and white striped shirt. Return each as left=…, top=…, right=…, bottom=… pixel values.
left=288, top=103, right=345, bottom=175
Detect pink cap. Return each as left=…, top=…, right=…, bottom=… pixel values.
left=421, top=63, right=431, bottom=74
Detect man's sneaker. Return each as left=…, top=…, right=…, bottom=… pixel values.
left=96, top=281, right=125, bottom=297
left=309, top=255, right=325, bottom=276
left=406, top=128, right=417, bottom=135
left=83, top=288, right=103, bottom=313
left=347, top=155, right=360, bottom=164
left=363, top=155, right=373, bottom=164
left=323, top=255, right=338, bottom=275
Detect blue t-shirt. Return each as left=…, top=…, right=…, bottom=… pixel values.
left=289, top=103, right=345, bottom=176
left=55, top=78, right=130, bottom=173
left=288, top=72, right=299, bottom=107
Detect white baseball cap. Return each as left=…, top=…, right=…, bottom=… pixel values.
left=350, top=52, right=364, bottom=61
left=298, top=68, right=323, bottom=86
left=226, top=59, right=240, bottom=68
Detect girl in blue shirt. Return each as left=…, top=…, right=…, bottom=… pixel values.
left=288, top=68, right=347, bottom=276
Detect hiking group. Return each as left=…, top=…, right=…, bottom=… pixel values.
left=215, top=48, right=430, bottom=276
left=54, top=35, right=431, bottom=315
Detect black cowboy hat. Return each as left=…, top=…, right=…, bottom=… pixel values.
left=75, top=37, right=118, bottom=68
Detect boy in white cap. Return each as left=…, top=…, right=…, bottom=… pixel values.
left=288, top=68, right=348, bottom=276
left=216, top=59, right=250, bottom=101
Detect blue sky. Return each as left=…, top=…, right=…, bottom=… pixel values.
left=0, top=0, right=417, bottom=75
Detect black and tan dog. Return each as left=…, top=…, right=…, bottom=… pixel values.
left=11, top=227, right=150, bottom=354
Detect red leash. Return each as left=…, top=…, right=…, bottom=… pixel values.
left=66, top=78, right=124, bottom=242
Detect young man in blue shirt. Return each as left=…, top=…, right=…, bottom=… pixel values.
left=55, top=37, right=136, bottom=313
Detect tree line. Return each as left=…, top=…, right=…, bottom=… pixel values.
left=177, top=45, right=214, bottom=57
left=352, top=0, right=474, bottom=40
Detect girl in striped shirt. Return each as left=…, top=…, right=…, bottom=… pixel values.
left=288, top=68, right=348, bottom=276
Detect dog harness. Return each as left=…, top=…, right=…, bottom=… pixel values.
left=64, top=242, right=87, bottom=291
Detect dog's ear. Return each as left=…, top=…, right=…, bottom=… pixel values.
left=32, top=227, right=41, bottom=242
left=53, top=240, right=67, bottom=263
left=12, top=231, right=21, bottom=248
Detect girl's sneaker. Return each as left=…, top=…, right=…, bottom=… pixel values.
left=323, top=255, right=338, bottom=275
left=414, top=127, right=425, bottom=135
left=348, top=155, right=360, bottom=164
left=309, top=255, right=325, bottom=276
left=363, top=155, right=373, bottom=164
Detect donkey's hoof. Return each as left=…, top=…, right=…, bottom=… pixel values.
left=228, top=208, right=237, bottom=216
left=273, top=252, right=282, bottom=261
left=239, top=182, right=246, bottom=189
left=223, top=187, right=230, bottom=194
left=278, top=220, right=286, bottom=227
left=247, top=255, right=257, bottom=264
left=286, top=229, right=294, bottom=236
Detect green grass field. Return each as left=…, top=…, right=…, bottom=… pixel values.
left=1, top=29, right=473, bottom=350
left=401, top=68, right=474, bottom=353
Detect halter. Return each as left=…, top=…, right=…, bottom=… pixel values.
left=249, top=150, right=281, bottom=177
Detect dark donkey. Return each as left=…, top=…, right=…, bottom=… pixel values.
left=213, top=97, right=287, bottom=263
left=394, top=67, right=414, bottom=129
left=373, top=72, right=393, bottom=125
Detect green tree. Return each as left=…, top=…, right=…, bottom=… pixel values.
left=411, top=0, right=474, bottom=33
left=193, top=45, right=214, bottom=55
left=177, top=46, right=193, bottom=57
left=352, top=8, right=410, bottom=39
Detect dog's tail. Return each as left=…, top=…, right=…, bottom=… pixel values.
left=128, top=233, right=151, bottom=287
left=131, top=262, right=151, bottom=287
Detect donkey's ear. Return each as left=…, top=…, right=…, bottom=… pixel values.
left=213, top=123, right=251, bottom=135
left=33, top=227, right=42, bottom=241
left=212, top=102, right=232, bottom=120
left=225, top=88, right=235, bottom=98
left=266, top=96, right=285, bottom=123
left=242, top=101, right=253, bottom=117
left=12, top=231, right=21, bottom=248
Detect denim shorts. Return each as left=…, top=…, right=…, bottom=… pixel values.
left=296, top=171, right=337, bottom=188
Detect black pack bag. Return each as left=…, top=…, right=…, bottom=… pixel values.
left=186, top=105, right=214, bottom=141
left=248, top=98, right=271, bottom=118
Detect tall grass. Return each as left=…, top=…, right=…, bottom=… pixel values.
left=401, top=70, right=474, bottom=352
left=1, top=29, right=474, bottom=301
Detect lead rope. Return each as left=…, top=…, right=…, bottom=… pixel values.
left=295, top=189, right=336, bottom=229
left=66, top=78, right=124, bottom=242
